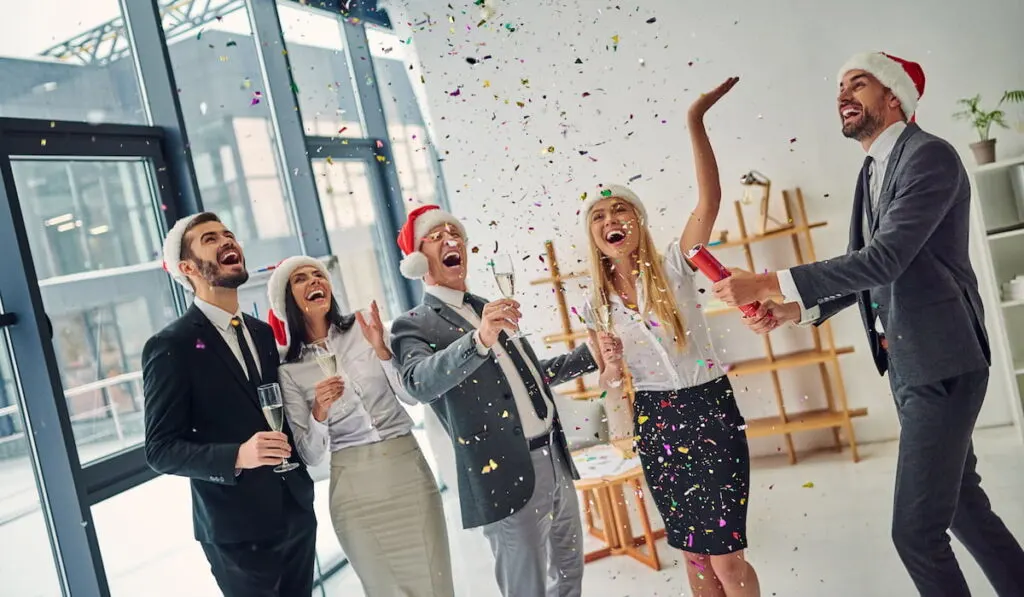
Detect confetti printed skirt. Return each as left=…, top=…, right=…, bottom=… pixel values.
left=633, top=376, right=751, bottom=555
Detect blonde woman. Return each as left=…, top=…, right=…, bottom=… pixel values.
left=265, top=256, right=453, bottom=597
left=581, top=78, right=761, bottom=597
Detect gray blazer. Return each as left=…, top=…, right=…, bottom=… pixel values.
left=389, top=292, right=597, bottom=529
left=790, top=123, right=990, bottom=387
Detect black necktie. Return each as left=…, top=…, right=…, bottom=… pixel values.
left=231, top=316, right=261, bottom=389
left=861, top=155, right=875, bottom=232
left=465, top=295, right=549, bottom=420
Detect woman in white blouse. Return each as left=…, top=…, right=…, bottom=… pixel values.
left=265, top=256, right=453, bottom=597
left=581, top=78, right=762, bottom=597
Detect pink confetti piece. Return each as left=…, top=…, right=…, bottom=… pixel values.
left=195, top=339, right=206, bottom=350
left=663, top=444, right=672, bottom=455
left=719, top=518, right=727, bottom=527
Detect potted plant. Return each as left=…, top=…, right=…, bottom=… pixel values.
left=953, top=90, right=1024, bottom=165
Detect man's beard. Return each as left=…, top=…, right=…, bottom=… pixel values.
left=842, top=106, right=884, bottom=141
left=196, top=258, right=249, bottom=289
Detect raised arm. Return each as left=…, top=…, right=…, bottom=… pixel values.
left=679, top=77, right=738, bottom=254
left=143, top=333, right=240, bottom=484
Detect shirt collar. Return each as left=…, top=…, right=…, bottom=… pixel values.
left=194, top=297, right=243, bottom=332
left=867, top=121, right=906, bottom=163
left=424, top=284, right=468, bottom=308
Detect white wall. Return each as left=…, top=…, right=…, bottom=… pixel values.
left=390, top=0, right=1024, bottom=457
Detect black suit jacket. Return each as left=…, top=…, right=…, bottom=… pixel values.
left=390, top=292, right=597, bottom=529
left=791, top=124, right=990, bottom=386
left=143, top=304, right=314, bottom=544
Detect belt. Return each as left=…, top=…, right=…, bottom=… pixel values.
left=528, top=431, right=552, bottom=451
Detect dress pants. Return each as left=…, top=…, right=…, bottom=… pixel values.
left=889, top=366, right=1024, bottom=596
left=200, top=489, right=317, bottom=597
left=481, top=442, right=583, bottom=597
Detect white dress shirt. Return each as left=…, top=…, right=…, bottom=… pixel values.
left=583, top=241, right=725, bottom=391
left=778, top=121, right=907, bottom=330
left=278, top=323, right=417, bottom=467
left=193, top=297, right=263, bottom=379
left=424, top=284, right=554, bottom=439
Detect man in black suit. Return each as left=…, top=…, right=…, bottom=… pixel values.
left=143, top=212, right=316, bottom=597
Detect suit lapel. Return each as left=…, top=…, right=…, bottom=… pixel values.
left=188, top=306, right=258, bottom=407
left=423, top=292, right=477, bottom=333
left=870, top=123, right=918, bottom=237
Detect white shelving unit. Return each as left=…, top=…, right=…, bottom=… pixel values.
left=970, top=154, right=1024, bottom=439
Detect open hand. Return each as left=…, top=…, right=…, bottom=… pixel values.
left=356, top=300, right=391, bottom=360
left=688, top=76, right=739, bottom=120
left=312, top=376, right=345, bottom=422
left=478, top=299, right=521, bottom=348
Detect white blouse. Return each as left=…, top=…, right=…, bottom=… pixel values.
left=278, top=323, right=417, bottom=466
left=584, top=240, right=725, bottom=392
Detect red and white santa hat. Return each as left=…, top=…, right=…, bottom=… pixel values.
left=838, top=52, right=925, bottom=121
left=396, top=204, right=467, bottom=279
left=265, top=256, right=332, bottom=351
left=162, top=213, right=203, bottom=292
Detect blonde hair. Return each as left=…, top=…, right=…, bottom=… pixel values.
left=587, top=203, right=687, bottom=351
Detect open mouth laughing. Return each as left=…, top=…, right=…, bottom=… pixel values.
left=441, top=250, right=463, bottom=268
left=305, top=287, right=328, bottom=304
left=604, top=229, right=627, bottom=246
left=218, top=247, right=242, bottom=267
left=840, top=102, right=863, bottom=126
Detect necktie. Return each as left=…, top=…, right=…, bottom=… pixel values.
left=231, top=316, right=261, bottom=389
left=861, top=155, right=875, bottom=233
left=465, top=295, right=549, bottom=420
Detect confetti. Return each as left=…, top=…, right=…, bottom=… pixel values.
left=482, top=459, right=499, bottom=474
left=250, top=91, right=262, bottom=106
left=195, top=339, right=206, bottom=349
left=802, top=481, right=815, bottom=488
left=646, top=17, right=657, bottom=24
left=637, top=415, right=649, bottom=424
left=677, top=446, right=689, bottom=454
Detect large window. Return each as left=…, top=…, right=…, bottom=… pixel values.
left=162, top=4, right=302, bottom=270
left=0, top=0, right=145, bottom=125
left=0, top=336, right=62, bottom=597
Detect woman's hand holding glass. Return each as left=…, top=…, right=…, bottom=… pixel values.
left=312, top=376, right=345, bottom=422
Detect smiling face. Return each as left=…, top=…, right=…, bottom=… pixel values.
left=421, top=223, right=467, bottom=291
left=838, top=69, right=903, bottom=143
left=179, top=219, right=248, bottom=291
left=588, top=197, right=642, bottom=260
left=288, top=265, right=332, bottom=320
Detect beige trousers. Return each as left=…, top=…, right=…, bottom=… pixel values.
left=329, top=433, right=454, bottom=597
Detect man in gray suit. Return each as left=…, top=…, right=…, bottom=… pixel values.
left=388, top=205, right=616, bottom=597
left=711, top=52, right=1024, bottom=596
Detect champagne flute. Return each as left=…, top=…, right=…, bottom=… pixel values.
left=310, top=339, right=362, bottom=400
left=584, top=299, right=614, bottom=333
left=257, top=383, right=300, bottom=473
left=490, top=253, right=528, bottom=338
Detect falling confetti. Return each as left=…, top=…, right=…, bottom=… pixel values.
left=250, top=91, right=262, bottom=106
left=802, top=481, right=815, bottom=488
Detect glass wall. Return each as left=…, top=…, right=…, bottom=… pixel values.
left=0, top=331, right=62, bottom=597
left=0, top=1, right=450, bottom=595
left=161, top=4, right=302, bottom=270
left=0, top=0, right=146, bottom=124
left=10, top=159, right=174, bottom=464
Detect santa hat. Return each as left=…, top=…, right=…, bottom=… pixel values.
left=838, top=52, right=925, bottom=121
left=396, top=204, right=467, bottom=279
left=162, top=213, right=203, bottom=291
left=265, top=256, right=332, bottom=351
left=580, top=183, right=648, bottom=233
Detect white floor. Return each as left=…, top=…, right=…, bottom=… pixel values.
left=321, top=426, right=1024, bottom=597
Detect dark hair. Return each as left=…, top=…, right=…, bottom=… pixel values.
left=180, top=212, right=222, bottom=261
left=282, top=283, right=356, bottom=363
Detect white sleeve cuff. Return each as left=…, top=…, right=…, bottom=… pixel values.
left=473, top=330, right=490, bottom=356
left=777, top=269, right=820, bottom=325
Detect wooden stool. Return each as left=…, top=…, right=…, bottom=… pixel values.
left=574, top=443, right=665, bottom=570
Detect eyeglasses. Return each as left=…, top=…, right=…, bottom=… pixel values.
left=421, top=227, right=463, bottom=243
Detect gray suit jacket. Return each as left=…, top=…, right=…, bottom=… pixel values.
left=790, top=123, right=990, bottom=387
left=389, top=292, right=597, bottom=529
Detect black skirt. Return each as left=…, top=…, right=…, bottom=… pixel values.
left=633, top=376, right=751, bottom=555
